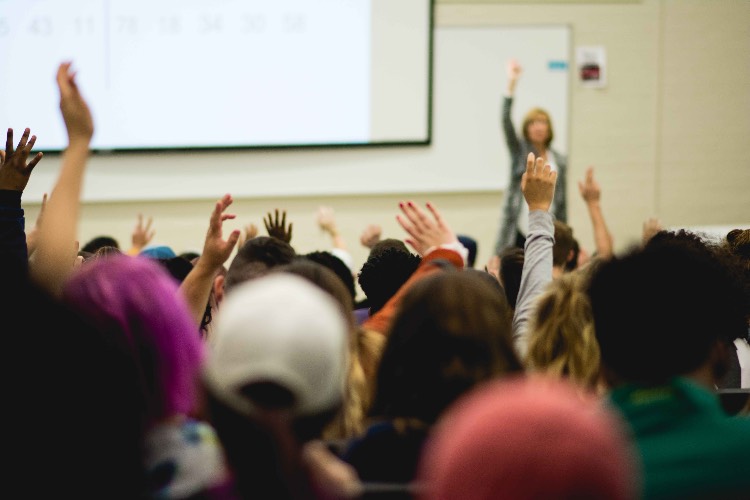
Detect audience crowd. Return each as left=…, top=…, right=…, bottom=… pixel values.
left=3, top=60, right=749, bottom=500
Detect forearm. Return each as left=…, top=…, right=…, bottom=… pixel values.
left=180, top=261, right=217, bottom=326
left=327, top=230, right=347, bottom=252
left=501, top=97, right=521, bottom=156
left=512, top=210, right=554, bottom=359
left=586, top=200, right=613, bottom=259
left=30, top=140, right=89, bottom=294
left=506, top=76, right=518, bottom=96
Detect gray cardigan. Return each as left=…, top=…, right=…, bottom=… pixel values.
left=494, top=96, right=567, bottom=254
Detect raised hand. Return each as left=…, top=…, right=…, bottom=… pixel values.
left=180, top=195, right=241, bottom=327
left=0, top=127, right=44, bottom=192
left=521, top=152, right=557, bottom=212
left=578, top=166, right=601, bottom=204
left=396, top=201, right=456, bottom=256
left=130, top=213, right=155, bottom=254
left=199, top=194, right=240, bottom=269
left=507, top=58, right=522, bottom=80
left=264, top=208, right=293, bottom=243
left=316, top=206, right=337, bottom=235
left=237, top=222, right=258, bottom=250
left=360, top=223, right=382, bottom=249
left=57, top=62, right=94, bottom=143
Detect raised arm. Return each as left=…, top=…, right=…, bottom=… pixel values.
left=501, top=58, right=522, bottom=156
left=30, top=62, right=94, bottom=295
left=511, top=153, right=557, bottom=359
left=180, top=194, right=240, bottom=327
left=316, top=205, right=353, bottom=270
left=0, top=127, right=44, bottom=274
left=578, top=166, right=613, bottom=259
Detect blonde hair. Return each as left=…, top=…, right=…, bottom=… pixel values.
left=526, top=270, right=601, bottom=390
left=323, top=326, right=385, bottom=440
left=522, top=107, right=554, bottom=147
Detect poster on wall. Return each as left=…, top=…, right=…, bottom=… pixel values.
left=576, top=46, right=607, bottom=88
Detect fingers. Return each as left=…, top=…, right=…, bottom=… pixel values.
left=287, top=223, right=293, bottom=241
left=526, top=152, right=535, bottom=173
left=281, top=210, right=286, bottom=229
left=17, top=128, right=30, bottom=151
left=6, top=128, right=13, bottom=154
left=28, top=152, right=44, bottom=171
left=57, top=62, right=74, bottom=97
left=395, top=214, right=417, bottom=241
left=425, top=201, right=447, bottom=230
left=227, top=229, right=241, bottom=247
left=399, top=201, right=431, bottom=232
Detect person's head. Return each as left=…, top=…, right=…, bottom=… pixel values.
left=179, top=251, right=201, bottom=262
left=224, top=236, right=296, bottom=293
left=203, top=272, right=349, bottom=455
left=724, top=228, right=750, bottom=331
left=522, top=107, right=553, bottom=147
left=302, top=251, right=357, bottom=305
left=81, top=235, right=120, bottom=254
left=9, top=280, right=148, bottom=497
left=275, top=259, right=378, bottom=439
left=155, top=255, right=194, bottom=284
left=204, top=276, right=351, bottom=500
left=62, top=254, right=205, bottom=425
left=526, top=269, right=601, bottom=390
left=588, top=241, right=746, bottom=387
left=553, top=220, right=575, bottom=270
left=276, top=259, right=354, bottom=330
left=416, top=376, right=637, bottom=500
left=369, top=270, right=522, bottom=424
left=497, top=246, right=524, bottom=310
left=358, top=245, right=421, bottom=315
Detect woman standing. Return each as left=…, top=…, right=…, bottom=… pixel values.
left=495, top=58, right=567, bottom=253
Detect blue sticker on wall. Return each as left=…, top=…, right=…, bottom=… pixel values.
left=548, top=60, right=568, bottom=71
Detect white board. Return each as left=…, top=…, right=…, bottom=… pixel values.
left=24, top=25, right=570, bottom=202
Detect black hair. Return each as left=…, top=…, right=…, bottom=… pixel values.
left=225, top=236, right=296, bottom=292
left=358, top=247, right=421, bottom=315
left=588, top=239, right=746, bottom=385
left=498, top=247, right=525, bottom=310
left=302, top=251, right=356, bottom=304
left=81, top=235, right=120, bottom=254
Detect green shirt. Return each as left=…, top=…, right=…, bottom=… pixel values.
left=609, top=378, right=750, bottom=499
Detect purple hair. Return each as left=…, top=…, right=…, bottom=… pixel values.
left=63, top=254, right=204, bottom=424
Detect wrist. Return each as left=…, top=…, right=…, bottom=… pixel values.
left=527, top=204, right=550, bottom=212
